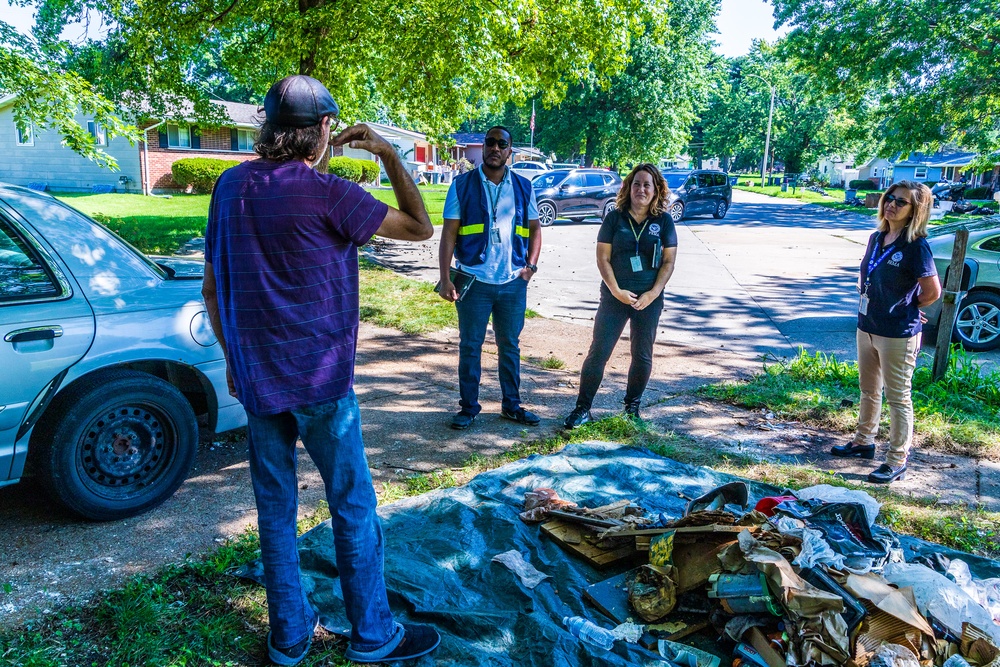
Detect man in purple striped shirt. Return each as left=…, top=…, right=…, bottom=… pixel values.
left=202, top=75, right=440, bottom=666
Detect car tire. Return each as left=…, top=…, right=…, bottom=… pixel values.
left=713, top=199, right=729, bottom=219
left=538, top=202, right=557, bottom=227
left=34, top=369, right=198, bottom=521
left=603, top=200, right=616, bottom=221
left=669, top=201, right=685, bottom=223
left=952, top=290, right=1000, bottom=352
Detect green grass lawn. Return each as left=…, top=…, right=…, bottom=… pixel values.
left=57, top=185, right=449, bottom=256
left=699, top=348, right=1000, bottom=459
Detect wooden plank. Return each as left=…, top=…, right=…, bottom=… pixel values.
left=540, top=520, right=637, bottom=569
left=933, top=226, right=969, bottom=381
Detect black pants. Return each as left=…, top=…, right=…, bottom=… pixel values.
left=576, top=282, right=664, bottom=410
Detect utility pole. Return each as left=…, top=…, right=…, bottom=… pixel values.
left=747, top=74, right=775, bottom=186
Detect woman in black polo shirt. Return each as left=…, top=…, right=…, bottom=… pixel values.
left=564, top=164, right=678, bottom=428
left=831, top=180, right=941, bottom=483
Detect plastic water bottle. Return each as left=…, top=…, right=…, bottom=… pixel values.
left=563, top=616, right=616, bottom=651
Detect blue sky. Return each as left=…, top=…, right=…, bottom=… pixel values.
left=4, top=0, right=788, bottom=56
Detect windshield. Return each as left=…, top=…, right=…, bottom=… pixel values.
left=663, top=173, right=688, bottom=189
left=533, top=171, right=570, bottom=189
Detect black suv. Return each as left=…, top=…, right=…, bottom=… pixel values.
left=532, top=168, right=622, bottom=226
left=661, top=169, right=732, bottom=222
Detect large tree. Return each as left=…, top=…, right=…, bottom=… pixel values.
left=528, top=0, right=719, bottom=167
left=699, top=41, right=863, bottom=176
left=773, top=0, right=1000, bottom=163
left=11, top=0, right=658, bottom=138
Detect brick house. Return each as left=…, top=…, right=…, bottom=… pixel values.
left=0, top=95, right=261, bottom=194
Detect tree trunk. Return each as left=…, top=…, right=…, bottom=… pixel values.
left=584, top=126, right=596, bottom=167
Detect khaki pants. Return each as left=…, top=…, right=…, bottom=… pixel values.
left=852, top=329, right=920, bottom=467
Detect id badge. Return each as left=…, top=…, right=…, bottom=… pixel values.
left=858, top=294, right=869, bottom=315
left=491, top=227, right=502, bottom=244
left=630, top=255, right=643, bottom=272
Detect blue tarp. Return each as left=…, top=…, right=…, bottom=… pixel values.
left=238, top=442, right=1000, bottom=666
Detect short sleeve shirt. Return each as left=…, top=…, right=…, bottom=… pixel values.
left=443, top=166, right=539, bottom=284
left=205, top=159, right=388, bottom=415
left=857, top=231, right=937, bottom=338
left=597, top=208, right=678, bottom=293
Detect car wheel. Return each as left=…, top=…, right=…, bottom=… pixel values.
left=713, top=199, right=729, bottom=219
left=35, top=369, right=198, bottom=521
left=952, top=291, right=1000, bottom=352
left=603, top=200, right=616, bottom=220
left=669, top=201, right=685, bottom=223
left=538, top=202, right=557, bottom=227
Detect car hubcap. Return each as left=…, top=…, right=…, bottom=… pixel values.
left=957, top=303, right=1000, bottom=344
left=671, top=203, right=683, bottom=221
left=539, top=204, right=555, bottom=226
left=78, top=405, right=175, bottom=498
left=718, top=202, right=727, bottom=215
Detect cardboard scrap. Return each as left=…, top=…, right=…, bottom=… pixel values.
left=961, top=623, right=1000, bottom=667
left=540, top=519, right=636, bottom=569
left=843, top=573, right=935, bottom=638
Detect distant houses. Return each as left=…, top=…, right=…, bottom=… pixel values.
left=816, top=148, right=997, bottom=190
left=1, top=96, right=261, bottom=194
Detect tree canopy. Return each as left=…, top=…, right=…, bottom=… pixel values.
left=773, top=0, right=1000, bottom=163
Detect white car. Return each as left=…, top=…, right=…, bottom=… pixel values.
left=0, top=183, right=246, bottom=520
left=510, top=161, right=550, bottom=178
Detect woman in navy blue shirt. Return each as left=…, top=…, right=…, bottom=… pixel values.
left=831, top=180, right=941, bottom=483
left=563, top=164, right=678, bottom=428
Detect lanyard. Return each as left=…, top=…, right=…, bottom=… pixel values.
left=864, top=233, right=896, bottom=290
left=484, top=170, right=507, bottom=225
left=625, top=212, right=648, bottom=256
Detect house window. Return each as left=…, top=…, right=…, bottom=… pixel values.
left=237, top=128, right=254, bottom=151
left=914, top=167, right=928, bottom=179
left=166, top=123, right=191, bottom=148
left=15, top=123, right=33, bottom=146
left=87, top=121, right=107, bottom=146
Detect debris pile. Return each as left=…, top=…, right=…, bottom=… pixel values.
left=518, top=481, right=1000, bottom=666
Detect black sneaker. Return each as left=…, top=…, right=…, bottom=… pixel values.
left=868, top=463, right=907, bottom=484
left=563, top=407, right=591, bottom=430
left=623, top=400, right=641, bottom=420
left=347, top=623, right=442, bottom=664
left=830, top=442, right=876, bottom=459
left=267, top=622, right=317, bottom=666
left=450, top=411, right=476, bottom=430
left=501, top=407, right=541, bottom=426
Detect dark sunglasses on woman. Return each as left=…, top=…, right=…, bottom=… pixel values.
left=884, top=194, right=911, bottom=207
left=484, top=137, right=510, bottom=149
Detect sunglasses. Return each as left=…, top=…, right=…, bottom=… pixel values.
left=884, top=193, right=912, bottom=208
left=484, top=137, right=510, bottom=149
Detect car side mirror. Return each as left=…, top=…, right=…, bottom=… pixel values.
left=560, top=183, right=571, bottom=191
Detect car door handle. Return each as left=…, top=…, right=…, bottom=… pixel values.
left=4, top=326, right=64, bottom=343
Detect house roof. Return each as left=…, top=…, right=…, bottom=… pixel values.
left=363, top=121, right=426, bottom=142
left=452, top=132, right=484, bottom=146
left=892, top=149, right=978, bottom=168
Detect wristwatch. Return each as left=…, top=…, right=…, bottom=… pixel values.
left=525, top=263, right=538, bottom=273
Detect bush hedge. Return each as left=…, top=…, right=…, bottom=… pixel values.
left=849, top=179, right=878, bottom=190
left=359, top=160, right=380, bottom=183
left=329, top=157, right=380, bottom=183
left=965, top=186, right=991, bottom=200
left=171, top=158, right=240, bottom=193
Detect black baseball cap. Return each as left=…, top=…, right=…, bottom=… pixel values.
left=263, top=75, right=340, bottom=128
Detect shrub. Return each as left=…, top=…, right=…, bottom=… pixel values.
left=358, top=160, right=381, bottom=184
left=171, top=158, right=240, bottom=193
left=849, top=179, right=878, bottom=190
left=965, top=186, right=991, bottom=200
left=329, top=157, right=364, bottom=182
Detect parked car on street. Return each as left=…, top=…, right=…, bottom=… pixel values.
left=661, top=169, right=733, bottom=222
left=924, top=218, right=1000, bottom=351
left=531, top=168, right=623, bottom=226
left=0, top=183, right=246, bottom=520
left=510, top=161, right=550, bottom=179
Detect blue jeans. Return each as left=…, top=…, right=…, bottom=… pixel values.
left=455, top=277, right=528, bottom=415
left=246, top=390, right=402, bottom=657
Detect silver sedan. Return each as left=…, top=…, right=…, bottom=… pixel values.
left=925, top=217, right=1000, bottom=351
left=0, top=183, right=245, bottom=520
